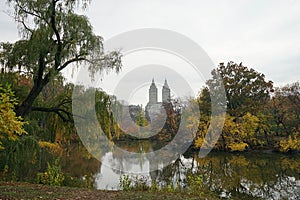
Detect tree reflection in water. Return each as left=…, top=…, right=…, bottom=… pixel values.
left=95, top=141, right=300, bottom=199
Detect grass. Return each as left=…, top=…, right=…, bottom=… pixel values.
left=0, top=182, right=212, bottom=200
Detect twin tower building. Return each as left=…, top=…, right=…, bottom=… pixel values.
left=145, top=78, right=171, bottom=114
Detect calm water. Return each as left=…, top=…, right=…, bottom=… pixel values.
left=94, top=141, right=300, bottom=200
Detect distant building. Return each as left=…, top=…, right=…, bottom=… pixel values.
left=145, top=79, right=171, bottom=120
left=162, top=79, right=171, bottom=103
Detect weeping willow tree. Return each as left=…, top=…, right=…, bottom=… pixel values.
left=0, top=0, right=125, bottom=179
left=0, top=0, right=121, bottom=118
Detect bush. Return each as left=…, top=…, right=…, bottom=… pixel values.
left=186, top=173, right=203, bottom=196
left=37, top=158, right=65, bottom=186
left=279, top=136, right=300, bottom=153
left=119, top=175, right=150, bottom=191
left=119, top=175, right=132, bottom=191
left=63, top=174, right=86, bottom=188
left=227, top=142, right=249, bottom=152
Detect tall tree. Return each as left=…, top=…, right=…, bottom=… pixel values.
left=207, top=62, right=273, bottom=117
left=0, top=0, right=121, bottom=118
left=195, top=62, right=274, bottom=151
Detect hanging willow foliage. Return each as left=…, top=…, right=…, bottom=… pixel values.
left=0, top=136, right=41, bottom=182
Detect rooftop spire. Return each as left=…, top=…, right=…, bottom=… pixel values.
left=163, top=79, right=169, bottom=88
left=151, top=78, right=157, bottom=87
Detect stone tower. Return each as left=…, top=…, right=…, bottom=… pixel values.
left=162, top=79, right=170, bottom=102
left=149, top=78, right=158, bottom=104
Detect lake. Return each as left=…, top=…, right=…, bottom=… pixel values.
left=94, top=141, right=300, bottom=200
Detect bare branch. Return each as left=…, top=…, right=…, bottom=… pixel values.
left=20, top=19, right=33, bottom=34
left=56, top=99, right=72, bottom=107
left=57, top=57, right=88, bottom=72
left=31, top=106, right=73, bottom=122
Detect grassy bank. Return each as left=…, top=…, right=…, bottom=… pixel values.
left=0, top=182, right=211, bottom=200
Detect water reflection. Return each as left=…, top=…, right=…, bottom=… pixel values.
left=194, top=152, right=300, bottom=199
left=95, top=151, right=151, bottom=190
left=95, top=141, right=300, bottom=199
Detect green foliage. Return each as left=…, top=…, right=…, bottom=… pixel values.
left=1, top=0, right=122, bottom=118
left=94, top=90, right=123, bottom=140
left=195, top=64, right=300, bottom=152
left=186, top=173, right=204, bottom=196
left=62, top=174, right=86, bottom=188
left=3, top=0, right=121, bottom=76
left=36, top=172, right=48, bottom=185
left=0, top=85, right=27, bottom=149
left=135, top=106, right=148, bottom=127
left=36, top=148, right=98, bottom=188
left=119, top=175, right=132, bottom=191
left=118, top=173, right=203, bottom=195
left=119, top=175, right=151, bottom=191
left=132, top=175, right=149, bottom=191
left=1, top=165, right=9, bottom=181
left=161, top=182, right=177, bottom=193
left=83, top=174, right=95, bottom=189
left=150, top=179, right=159, bottom=192
left=37, top=158, right=65, bottom=186
left=271, top=82, right=300, bottom=137
left=120, top=175, right=166, bottom=192
left=0, top=136, right=40, bottom=182
left=207, top=62, right=273, bottom=117
left=45, top=158, right=65, bottom=186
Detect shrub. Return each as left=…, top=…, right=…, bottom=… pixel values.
left=227, top=142, right=249, bottom=152
left=186, top=173, right=203, bottom=196
left=279, top=136, right=300, bottom=153
left=119, top=174, right=132, bottom=191
left=36, top=158, right=65, bottom=186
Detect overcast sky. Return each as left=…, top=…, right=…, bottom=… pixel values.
left=1, top=0, right=300, bottom=105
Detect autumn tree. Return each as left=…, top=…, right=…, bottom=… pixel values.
left=271, top=82, right=300, bottom=137
left=0, top=0, right=121, bottom=118
left=207, top=62, right=273, bottom=117
left=195, top=62, right=275, bottom=151
left=271, top=82, right=300, bottom=152
left=0, top=85, right=27, bottom=149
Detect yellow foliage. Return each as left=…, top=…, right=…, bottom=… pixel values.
left=240, top=112, right=259, bottom=138
left=194, top=136, right=203, bottom=148
left=227, top=142, right=249, bottom=152
left=38, top=141, right=63, bottom=155
left=0, top=85, right=27, bottom=149
left=194, top=131, right=220, bottom=149
left=279, top=136, right=300, bottom=152
left=222, top=114, right=240, bottom=136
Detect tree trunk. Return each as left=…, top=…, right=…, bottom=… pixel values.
left=15, top=79, right=49, bottom=118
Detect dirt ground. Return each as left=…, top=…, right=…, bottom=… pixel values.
left=0, top=182, right=205, bottom=200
